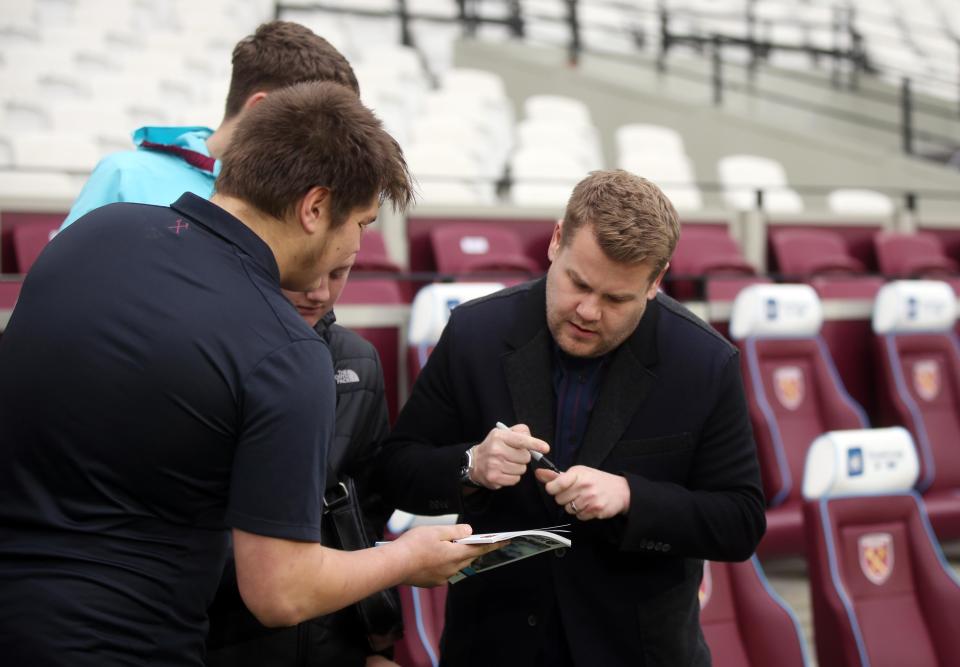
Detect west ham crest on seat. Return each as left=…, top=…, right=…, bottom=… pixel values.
left=858, top=532, right=894, bottom=586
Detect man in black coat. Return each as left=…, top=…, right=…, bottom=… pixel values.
left=377, top=170, right=766, bottom=666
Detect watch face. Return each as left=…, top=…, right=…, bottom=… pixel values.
left=459, top=449, right=480, bottom=487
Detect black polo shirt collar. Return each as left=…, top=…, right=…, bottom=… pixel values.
left=171, top=193, right=280, bottom=283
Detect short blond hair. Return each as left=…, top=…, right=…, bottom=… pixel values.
left=561, top=170, right=680, bottom=278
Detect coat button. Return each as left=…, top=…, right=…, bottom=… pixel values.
left=662, top=544, right=671, bottom=552
left=527, top=614, right=538, bottom=627
left=655, top=542, right=663, bottom=551
left=554, top=548, right=567, bottom=558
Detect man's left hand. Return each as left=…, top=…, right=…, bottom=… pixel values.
left=534, top=466, right=631, bottom=520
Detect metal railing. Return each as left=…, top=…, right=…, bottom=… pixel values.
left=276, top=0, right=960, bottom=168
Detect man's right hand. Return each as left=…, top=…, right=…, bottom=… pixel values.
left=392, top=524, right=501, bottom=587
left=470, top=423, right=551, bottom=490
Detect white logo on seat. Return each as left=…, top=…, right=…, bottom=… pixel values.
left=335, top=369, right=360, bottom=385
left=459, top=236, right=490, bottom=255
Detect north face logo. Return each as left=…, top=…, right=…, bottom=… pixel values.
left=335, top=369, right=360, bottom=385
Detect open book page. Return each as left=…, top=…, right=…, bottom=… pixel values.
left=449, top=527, right=571, bottom=584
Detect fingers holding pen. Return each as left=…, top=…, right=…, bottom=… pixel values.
left=539, top=469, right=590, bottom=518
left=540, top=466, right=632, bottom=521
left=542, top=469, right=579, bottom=504
left=471, top=423, right=551, bottom=490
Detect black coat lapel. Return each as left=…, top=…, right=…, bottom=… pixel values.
left=502, top=280, right=558, bottom=514
left=502, top=279, right=555, bottom=446
left=576, top=298, right=661, bottom=468
left=503, top=329, right=556, bottom=447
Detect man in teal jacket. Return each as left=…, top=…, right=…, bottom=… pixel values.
left=60, top=20, right=358, bottom=229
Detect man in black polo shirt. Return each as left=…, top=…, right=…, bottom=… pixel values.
left=0, top=81, right=493, bottom=666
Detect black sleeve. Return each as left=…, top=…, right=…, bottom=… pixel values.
left=619, top=351, right=766, bottom=561
left=226, top=339, right=334, bottom=541
left=373, top=315, right=472, bottom=517
left=344, top=346, right=395, bottom=541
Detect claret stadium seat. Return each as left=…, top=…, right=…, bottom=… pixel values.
left=872, top=280, right=960, bottom=540
left=351, top=228, right=401, bottom=274
left=385, top=513, right=457, bottom=667
left=769, top=228, right=886, bottom=421
left=11, top=219, right=59, bottom=274
left=730, top=284, right=869, bottom=556
left=874, top=232, right=960, bottom=300
left=429, top=223, right=540, bottom=280
left=340, top=229, right=405, bottom=303
left=392, top=582, right=447, bottom=667
left=874, top=232, right=959, bottom=280
left=668, top=226, right=763, bottom=302
left=802, top=427, right=960, bottom=667
left=770, top=229, right=867, bottom=279
left=699, top=557, right=810, bottom=666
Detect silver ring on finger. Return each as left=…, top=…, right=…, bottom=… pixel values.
left=570, top=500, right=579, bottom=513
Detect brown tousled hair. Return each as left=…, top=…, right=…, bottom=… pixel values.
left=561, top=169, right=680, bottom=279
left=216, top=81, right=413, bottom=226
left=224, top=21, right=359, bottom=119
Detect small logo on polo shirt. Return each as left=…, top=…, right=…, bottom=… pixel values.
left=335, top=369, right=360, bottom=385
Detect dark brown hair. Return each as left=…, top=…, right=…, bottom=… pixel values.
left=561, top=169, right=680, bottom=278
left=216, top=81, right=413, bottom=226
left=224, top=21, right=359, bottom=119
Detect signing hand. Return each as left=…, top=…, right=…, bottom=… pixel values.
left=470, top=423, right=551, bottom=490
left=534, top=465, right=631, bottom=520
left=392, top=524, right=501, bottom=587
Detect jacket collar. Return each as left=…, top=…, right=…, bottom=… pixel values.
left=313, top=310, right=337, bottom=339
left=133, top=126, right=221, bottom=176
left=170, top=193, right=280, bottom=284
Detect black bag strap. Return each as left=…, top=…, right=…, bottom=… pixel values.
left=324, top=431, right=353, bottom=494
left=324, top=477, right=403, bottom=642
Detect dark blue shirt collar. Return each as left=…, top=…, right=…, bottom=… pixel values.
left=171, top=193, right=280, bottom=284
left=553, top=346, right=609, bottom=375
